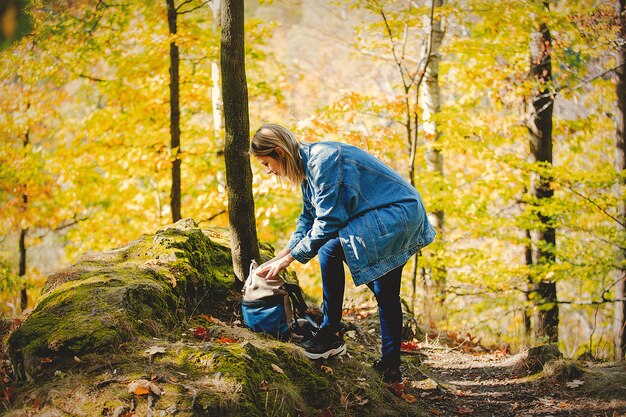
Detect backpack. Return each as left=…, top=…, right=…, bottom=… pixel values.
left=241, top=261, right=318, bottom=341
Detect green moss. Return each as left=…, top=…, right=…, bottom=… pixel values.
left=4, top=219, right=429, bottom=417
left=8, top=220, right=239, bottom=382
left=269, top=344, right=334, bottom=408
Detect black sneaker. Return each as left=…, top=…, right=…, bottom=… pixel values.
left=300, top=326, right=347, bottom=360
left=373, top=359, right=402, bottom=383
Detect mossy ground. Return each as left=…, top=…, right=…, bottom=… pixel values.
left=2, top=314, right=425, bottom=416
left=1, top=219, right=427, bottom=416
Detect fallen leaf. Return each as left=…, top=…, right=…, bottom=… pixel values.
left=201, top=314, right=225, bottom=325
left=193, top=327, right=208, bottom=339
left=40, top=357, right=53, bottom=364
left=145, top=346, right=166, bottom=356
left=402, top=393, right=417, bottom=404
left=31, top=395, right=41, bottom=411
left=387, top=381, right=404, bottom=397
left=128, top=380, right=162, bottom=396
left=401, top=340, right=421, bottom=352
left=458, top=405, right=474, bottom=414
left=565, top=379, right=584, bottom=388
left=73, top=356, right=82, bottom=363
left=430, top=409, right=443, bottom=415
left=320, top=365, right=333, bottom=375
left=133, top=386, right=150, bottom=396
left=168, top=275, right=177, bottom=287
left=2, top=386, right=16, bottom=402
left=271, top=364, right=284, bottom=374
left=216, top=336, right=238, bottom=344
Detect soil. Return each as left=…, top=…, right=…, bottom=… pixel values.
left=340, top=288, right=626, bottom=417
left=398, top=346, right=626, bottom=417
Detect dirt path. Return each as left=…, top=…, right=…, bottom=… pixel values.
left=398, top=346, right=626, bottom=417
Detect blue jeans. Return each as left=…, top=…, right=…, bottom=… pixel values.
left=318, top=237, right=404, bottom=369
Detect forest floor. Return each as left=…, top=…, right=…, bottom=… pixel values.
left=389, top=342, right=626, bottom=417
left=336, top=284, right=626, bottom=417
left=2, top=298, right=626, bottom=416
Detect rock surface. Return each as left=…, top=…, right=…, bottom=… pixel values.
left=8, top=219, right=234, bottom=382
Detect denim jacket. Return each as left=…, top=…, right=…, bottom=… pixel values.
left=287, top=142, right=436, bottom=285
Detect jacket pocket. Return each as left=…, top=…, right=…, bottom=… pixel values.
left=340, top=213, right=375, bottom=266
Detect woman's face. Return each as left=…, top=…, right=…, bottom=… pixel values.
left=255, top=154, right=284, bottom=177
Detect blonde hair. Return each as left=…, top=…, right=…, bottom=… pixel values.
left=250, top=124, right=305, bottom=184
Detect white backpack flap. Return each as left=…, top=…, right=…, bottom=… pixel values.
left=243, top=260, right=288, bottom=302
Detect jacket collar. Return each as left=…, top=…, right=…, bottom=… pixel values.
left=298, top=142, right=310, bottom=182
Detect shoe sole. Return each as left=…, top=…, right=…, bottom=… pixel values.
left=303, top=343, right=347, bottom=360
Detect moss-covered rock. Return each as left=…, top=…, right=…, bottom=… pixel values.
left=4, top=219, right=428, bottom=417
left=8, top=219, right=236, bottom=382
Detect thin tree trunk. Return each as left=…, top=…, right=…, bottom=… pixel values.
left=210, top=0, right=223, bottom=138
left=527, top=22, right=558, bottom=343
left=420, top=0, right=445, bottom=322
left=19, top=224, right=27, bottom=311
left=167, top=0, right=182, bottom=223
left=221, top=0, right=260, bottom=282
left=613, top=0, right=626, bottom=361
left=524, top=228, right=533, bottom=343
left=19, top=127, right=29, bottom=311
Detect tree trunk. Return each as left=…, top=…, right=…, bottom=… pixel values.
left=19, top=226, right=27, bottom=311
left=527, top=22, right=558, bottom=343
left=19, top=127, right=29, bottom=311
left=221, top=0, right=260, bottom=282
left=613, top=0, right=626, bottom=361
left=167, top=0, right=182, bottom=223
left=524, top=227, right=533, bottom=343
left=210, top=0, right=223, bottom=139
left=420, top=0, right=446, bottom=323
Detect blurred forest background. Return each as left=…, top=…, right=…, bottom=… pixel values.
left=1, top=0, right=625, bottom=361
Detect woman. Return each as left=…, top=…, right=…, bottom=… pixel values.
left=251, top=123, right=435, bottom=382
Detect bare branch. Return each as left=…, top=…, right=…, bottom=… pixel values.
left=555, top=178, right=626, bottom=228
left=178, top=0, right=210, bottom=14
left=197, top=209, right=227, bottom=225
left=78, top=73, right=112, bottom=82
left=526, top=63, right=625, bottom=119
left=176, top=0, right=194, bottom=11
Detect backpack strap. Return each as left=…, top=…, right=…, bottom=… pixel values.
left=284, top=283, right=319, bottom=330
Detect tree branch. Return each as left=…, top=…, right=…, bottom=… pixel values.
left=176, top=0, right=211, bottom=15
left=197, top=210, right=226, bottom=225
left=555, top=178, right=626, bottom=228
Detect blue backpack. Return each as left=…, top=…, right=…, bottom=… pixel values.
left=241, top=261, right=318, bottom=340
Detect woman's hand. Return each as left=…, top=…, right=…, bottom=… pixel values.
left=256, top=251, right=294, bottom=280
left=257, top=247, right=291, bottom=270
